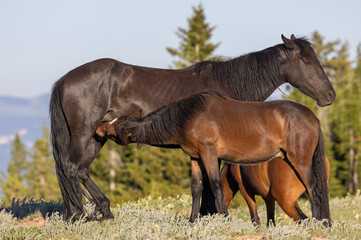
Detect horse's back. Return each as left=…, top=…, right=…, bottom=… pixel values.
left=53, top=58, right=172, bottom=121
left=267, top=100, right=318, bottom=122
left=51, top=58, right=132, bottom=134
left=54, top=58, right=125, bottom=87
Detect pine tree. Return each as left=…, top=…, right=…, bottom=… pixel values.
left=326, top=41, right=359, bottom=195
left=342, top=44, right=361, bottom=193
left=355, top=45, right=361, bottom=191
left=0, top=132, right=28, bottom=202
left=118, top=144, right=190, bottom=201
left=26, top=123, right=61, bottom=200
left=166, top=4, right=219, bottom=68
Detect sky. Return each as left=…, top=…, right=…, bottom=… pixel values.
left=0, top=0, right=360, bottom=98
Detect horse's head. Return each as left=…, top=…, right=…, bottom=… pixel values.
left=280, top=34, right=336, bottom=107
left=115, top=115, right=139, bottom=145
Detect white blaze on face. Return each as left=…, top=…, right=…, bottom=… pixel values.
left=109, top=117, right=118, bottom=125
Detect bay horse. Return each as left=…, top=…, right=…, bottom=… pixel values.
left=221, top=155, right=330, bottom=227
left=109, top=91, right=331, bottom=226
left=50, top=35, right=335, bottom=221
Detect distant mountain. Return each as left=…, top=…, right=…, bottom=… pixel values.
left=0, top=93, right=50, bottom=173
left=0, top=94, right=50, bottom=117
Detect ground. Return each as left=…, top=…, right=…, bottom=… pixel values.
left=0, top=192, right=360, bottom=239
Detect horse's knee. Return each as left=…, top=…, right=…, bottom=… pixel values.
left=211, top=183, right=225, bottom=202
left=63, top=161, right=79, bottom=178
left=209, top=178, right=222, bottom=191
left=78, top=169, right=90, bottom=181
left=191, top=180, right=203, bottom=197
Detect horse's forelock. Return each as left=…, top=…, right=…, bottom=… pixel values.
left=293, top=37, right=317, bottom=61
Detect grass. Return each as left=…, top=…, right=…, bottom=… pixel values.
left=0, top=191, right=360, bottom=239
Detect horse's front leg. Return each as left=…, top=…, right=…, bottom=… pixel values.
left=200, top=159, right=221, bottom=215
left=189, top=157, right=204, bottom=222
left=200, top=148, right=229, bottom=217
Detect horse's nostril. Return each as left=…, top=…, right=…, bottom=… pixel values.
left=328, top=91, right=335, bottom=101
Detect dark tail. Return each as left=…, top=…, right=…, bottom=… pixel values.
left=50, top=85, right=70, bottom=196
left=50, top=84, right=82, bottom=215
left=310, top=123, right=331, bottom=225
left=122, top=93, right=209, bottom=145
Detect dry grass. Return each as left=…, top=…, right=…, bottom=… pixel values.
left=0, top=191, right=360, bottom=239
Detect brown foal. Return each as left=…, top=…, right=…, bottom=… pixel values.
left=221, top=155, right=329, bottom=226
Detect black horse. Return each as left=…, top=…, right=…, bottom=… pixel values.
left=50, top=34, right=335, bottom=221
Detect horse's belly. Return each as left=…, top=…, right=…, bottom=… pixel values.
left=219, top=148, right=284, bottom=164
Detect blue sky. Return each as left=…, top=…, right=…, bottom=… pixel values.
left=0, top=0, right=360, bottom=97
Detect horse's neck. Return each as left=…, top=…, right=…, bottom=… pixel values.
left=240, top=55, right=286, bottom=102
left=206, top=54, right=286, bottom=102
left=253, top=79, right=284, bottom=101
left=227, top=75, right=284, bottom=102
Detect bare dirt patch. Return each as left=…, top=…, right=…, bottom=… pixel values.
left=19, top=216, right=46, bottom=228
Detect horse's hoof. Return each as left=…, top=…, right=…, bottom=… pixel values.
left=66, top=213, right=84, bottom=223
left=102, top=218, right=114, bottom=223
left=322, top=219, right=332, bottom=228
left=84, top=216, right=92, bottom=222
left=101, top=213, right=115, bottom=222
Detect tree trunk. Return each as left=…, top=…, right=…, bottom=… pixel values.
left=109, top=148, right=121, bottom=193
left=348, top=127, right=358, bottom=193
left=195, top=43, right=200, bottom=63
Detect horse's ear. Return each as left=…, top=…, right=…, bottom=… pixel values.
left=281, top=34, right=295, bottom=49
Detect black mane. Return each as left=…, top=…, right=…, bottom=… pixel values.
left=122, top=92, right=223, bottom=145
left=194, top=37, right=315, bottom=101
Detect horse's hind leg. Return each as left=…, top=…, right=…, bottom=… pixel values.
left=79, top=169, right=114, bottom=221
left=60, top=136, right=92, bottom=221
left=189, top=157, right=204, bottom=222
left=282, top=125, right=330, bottom=226
left=285, top=154, right=330, bottom=225
left=220, top=163, right=239, bottom=207
left=295, top=203, right=308, bottom=220
left=78, top=137, right=114, bottom=221
left=64, top=134, right=112, bottom=221
left=264, top=198, right=275, bottom=227
left=242, top=193, right=260, bottom=226
left=276, top=196, right=308, bottom=222
left=232, top=166, right=260, bottom=226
